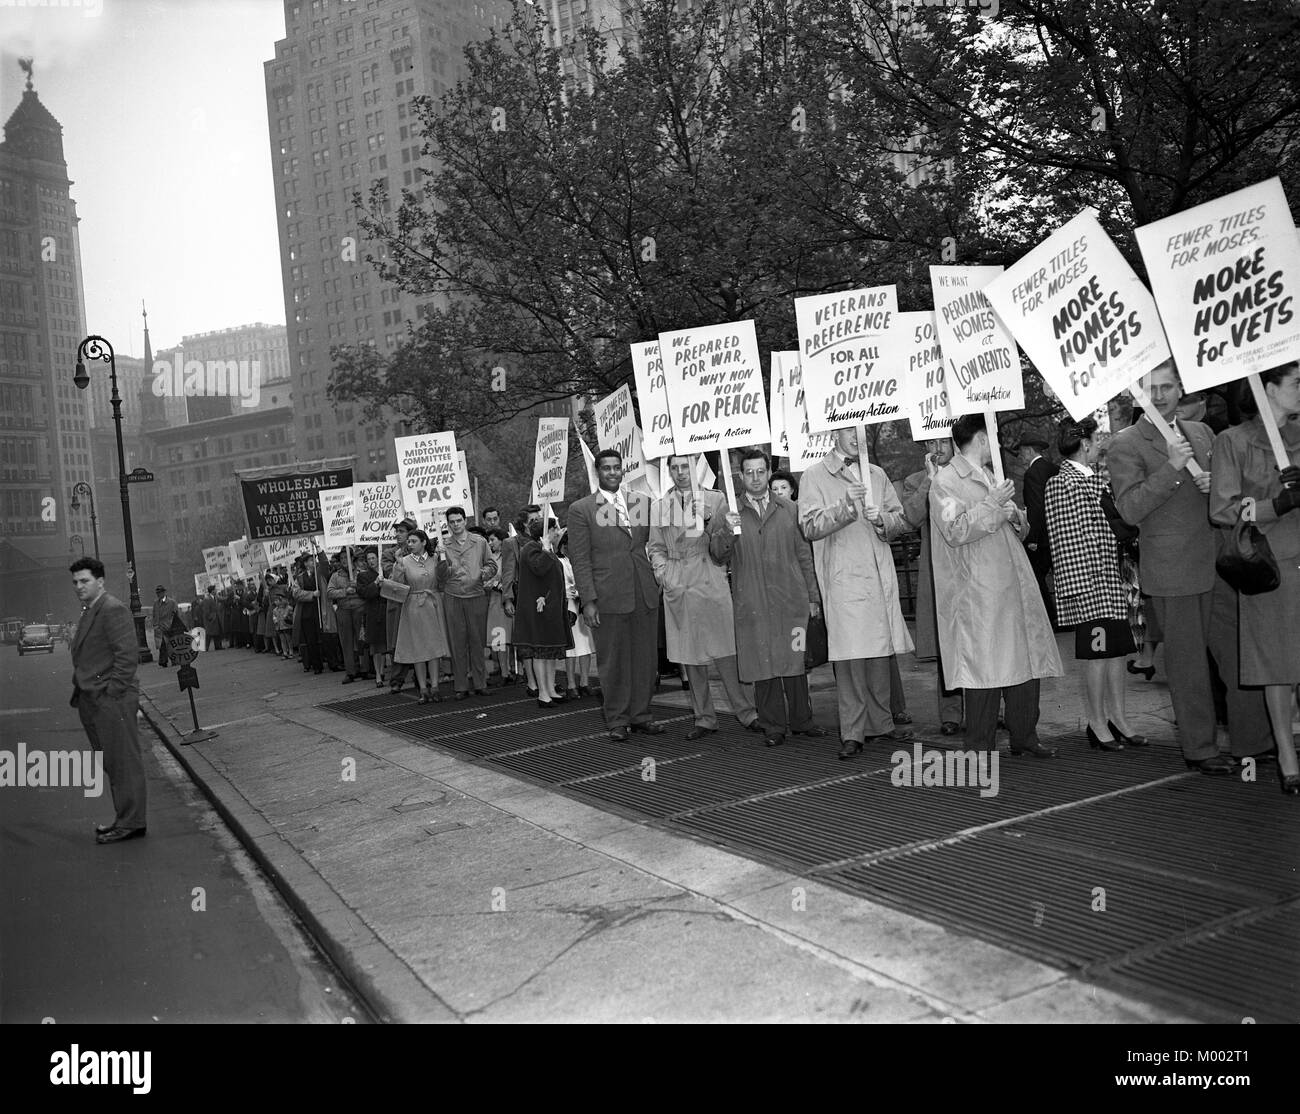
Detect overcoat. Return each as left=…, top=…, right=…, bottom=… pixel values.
left=647, top=487, right=738, bottom=665
left=799, top=452, right=913, bottom=661
left=1044, top=461, right=1128, bottom=626
left=898, top=470, right=938, bottom=660
left=200, top=594, right=223, bottom=638
left=929, top=453, right=1063, bottom=689
left=707, top=492, right=819, bottom=683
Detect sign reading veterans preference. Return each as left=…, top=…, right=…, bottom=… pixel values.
left=319, top=487, right=357, bottom=548
left=531, top=417, right=569, bottom=503
left=778, top=351, right=837, bottom=471
left=985, top=210, right=1171, bottom=420
left=1135, top=178, right=1300, bottom=392
left=631, top=341, right=674, bottom=460
left=657, top=320, right=770, bottom=454
left=795, top=285, right=901, bottom=431
left=394, top=432, right=463, bottom=515
left=930, top=265, right=1025, bottom=412
left=891, top=312, right=954, bottom=442
left=353, top=482, right=403, bottom=544
left=240, top=465, right=353, bottom=541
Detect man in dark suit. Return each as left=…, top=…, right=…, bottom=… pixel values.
left=69, top=557, right=148, bottom=844
left=567, top=449, right=664, bottom=741
left=1108, top=361, right=1271, bottom=773
left=150, top=585, right=178, bottom=666
left=500, top=504, right=542, bottom=693
left=1018, top=432, right=1058, bottom=626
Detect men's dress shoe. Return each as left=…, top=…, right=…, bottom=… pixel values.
left=631, top=721, right=666, bottom=735
left=576, top=685, right=592, bottom=697
left=837, top=738, right=863, bottom=760
left=95, top=821, right=116, bottom=834
left=885, top=727, right=914, bottom=742
left=473, top=689, right=488, bottom=697
left=341, top=675, right=356, bottom=685
left=1108, top=721, right=1148, bottom=747
left=793, top=725, right=829, bottom=738
left=892, top=711, right=913, bottom=725
left=96, top=826, right=146, bottom=845
left=608, top=726, right=629, bottom=741
left=685, top=726, right=717, bottom=741
left=744, top=720, right=764, bottom=733
left=1185, top=755, right=1234, bottom=775
left=765, top=734, right=786, bottom=748
left=1008, top=739, right=1058, bottom=758
left=940, top=721, right=961, bottom=736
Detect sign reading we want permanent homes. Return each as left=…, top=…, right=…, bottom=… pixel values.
left=240, top=465, right=354, bottom=541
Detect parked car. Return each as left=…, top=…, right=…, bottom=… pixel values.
left=17, top=624, right=56, bottom=655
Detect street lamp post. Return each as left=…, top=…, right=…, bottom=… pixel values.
left=70, top=481, right=100, bottom=559
left=74, top=335, right=152, bottom=663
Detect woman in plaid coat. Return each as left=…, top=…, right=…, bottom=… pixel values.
left=1045, top=418, right=1145, bottom=752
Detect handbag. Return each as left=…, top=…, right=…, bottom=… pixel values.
left=1216, top=499, right=1280, bottom=595
left=804, top=613, right=829, bottom=671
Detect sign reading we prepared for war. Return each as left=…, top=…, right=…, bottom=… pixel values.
left=394, top=432, right=465, bottom=515
left=930, top=265, right=1025, bottom=413
left=631, top=341, right=674, bottom=460
left=657, top=320, right=770, bottom=454
left=1135, top=177, right=1300, bottom=393
left=795, top=285, right=902, bottom=432
left=984, top=209, right=1170, bottom=420
left=240, top=465, right=353, bottom=541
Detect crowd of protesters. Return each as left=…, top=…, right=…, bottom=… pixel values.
left=158, top=362, right=1300, bottom=795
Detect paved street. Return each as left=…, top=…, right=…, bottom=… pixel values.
left=0, top=645, right=369, bottom=1024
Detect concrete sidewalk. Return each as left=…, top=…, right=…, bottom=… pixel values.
left=136, top=645, right=1192, bottom=1023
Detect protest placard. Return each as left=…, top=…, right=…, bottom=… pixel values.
left=578, top=435, right=598, bottom=493
left=794, top=286, right=902, bottom=433
left=193, top=572, right=211, bottom=597
left=770, top=351, right=788, bottom=458
left=202, top=546, right=230, bottom=580
left=889, top=312, right=954, bottom=442
left=592, top=384, right=655, bottom=492
left=658, top=320, right=771, bottom=455
left=985, top=210, right=1171, bottom=420
left=319, top=487, right=357, bottom=549
left=930, top=265, right=1025, bottom=413
left=530, top=417, right=569, bottom=503
left=1134, top=177, right=1300, bottom=395
left=263, top=538, right=293, bottom=569
left=239, top=464, right=353, bottom=541
left=778, top=351, right=837, bottom=471
left=631, top=341, right=675, bottom=460
left=353, top=482, right=404, bottom=544
left=456, top=451, right=474, bottom=516
left=394, top=432, right=464, bottom=517
left=244, top=541, right=269, bottom=577
left=226, top=538, right=250, bottom=579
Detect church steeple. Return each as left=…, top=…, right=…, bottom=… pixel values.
left=140, top=301, right=166, bottom=432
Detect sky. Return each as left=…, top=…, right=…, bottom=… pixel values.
left=2, top=0, right=291, bottom=357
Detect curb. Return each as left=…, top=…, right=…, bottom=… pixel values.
left=137, top=690, right=458, bottom=1024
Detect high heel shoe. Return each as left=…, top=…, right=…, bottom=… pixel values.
left=1280, top=772, right=1300, bottom=795
left=1108, top=720, right=1148, bottom=747
left=537, top=697, right=552, bottom=709
left=1087, top=724, right=1124, bottom=751
left=1126, top=660, right=1156, bottom=681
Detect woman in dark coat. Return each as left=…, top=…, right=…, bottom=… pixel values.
left=356, top=548, right=388, bottom=688
left=510, top=518, right=572, bottom=707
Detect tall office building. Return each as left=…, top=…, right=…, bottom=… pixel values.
left=0, top=64, right=96, bottom=618
left=177, top=322, right=292, bottom=422
left=264, top=0, right=513, bottom=482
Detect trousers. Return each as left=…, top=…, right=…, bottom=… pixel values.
left=964, top=679, right=1040, bottom=753
left=78, top=688, right=147, bottom=830
left=444, top=593, right=489, bottom=692
left=833, top=656, right=894, bottom=740
left=684, top=656, right=757, bottom=729
left=592, top=577, right=659, bottom=729
left=754, top=674, right=814, bottom=738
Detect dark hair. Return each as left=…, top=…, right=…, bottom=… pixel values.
left=555, top=528, right=570, bottom=559
left=485, top=527, right=507, bottom=543
left=483, top=506, right=499, bottom=517
left=1236, top=362, right=1299, bottom=417
left=769, top=469, right=799, bottom=499
left=594, top=449, right=622, bottom=467
left=408, top=528, right=430, bottom=550
left=1057, top=416, right=1099, bottom=458
left=445, top=506, right=466, bottom=521
left=69, top=556, right=105, bottom=578
left=523, top=504, right=541, bottom=515
left=738, top=447, right=770, bottom=471
left=528, top=518, right=545, bottom=540
left=950, top=414, right=987, bottom=449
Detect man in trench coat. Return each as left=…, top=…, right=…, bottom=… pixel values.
left=801, top=429, right=915, bottom=759
left=708, top=448, right=826, bottom=748
left=648, top=454, right=758, bottom=739
left=929, top=415, right=1063, bottom=756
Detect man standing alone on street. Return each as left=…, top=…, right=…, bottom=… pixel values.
left=800, top=428, right=915, bottom=759
left=69, top=557, right=148, bottom=844
left=568, top=450, right=664, bottom=741
left=151, top=585, right=178, bottom=667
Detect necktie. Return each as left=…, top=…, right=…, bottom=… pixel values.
left=614, top=494, right=630, bottom=534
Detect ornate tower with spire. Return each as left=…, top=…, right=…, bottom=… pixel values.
left=139, top=300, right=166, bottom=432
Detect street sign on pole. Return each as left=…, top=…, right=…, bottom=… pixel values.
left=126, top=467, right=155, bottom=484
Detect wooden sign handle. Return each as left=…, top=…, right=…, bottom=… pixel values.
left=688, top=453, right=703, bottom=534
left=1246, top=374, right=1293, bottom=471
left=1130, top=384, right=1205, bottom=478
left=721, top=455, right=742, bottom=534
left=985, top=411, right=1006, bottom=484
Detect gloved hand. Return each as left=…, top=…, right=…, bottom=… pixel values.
left=1274, top=486, right=1300, bottom=516
left=1279, top=464, right=1300, bottom=489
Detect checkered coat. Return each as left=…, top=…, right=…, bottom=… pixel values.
left=1044, top=462, right=1129, bottom=627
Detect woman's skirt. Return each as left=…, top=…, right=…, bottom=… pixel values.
left=1239, top=557, right=1300, bottom=685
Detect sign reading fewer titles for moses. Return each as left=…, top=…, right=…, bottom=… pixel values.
left=984, top=209, right=1171, bottom=420
left=795, top=285, right=903, bottom=432
left=657, top=320, right=770, bottom=454
left=929, top=265, right=1025, bottom=413
left=1134, top=177, right=1300, bottom=393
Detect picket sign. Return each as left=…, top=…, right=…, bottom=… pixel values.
left=986, top=412, right=1006, bottom=484
left=1128, top=384, right=1205, bottom=478
left=1246, top=376, right=1293, bottom=469
left=855, top=424, right=871, bottom=520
